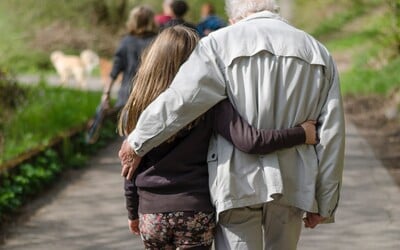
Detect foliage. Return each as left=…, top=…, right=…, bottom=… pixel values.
left=0, top=0, right=227, bottom=73
left=0, top=149, right=61, bottom=215
left=341, top=57, right=400, bottom=95
left=0, top=69, right=26, bottom=111
left=385, top=0, right=400, bottom=53
left=0, top=120, right=117, bottom=219
left=0, top=84, right=101, bottom=164
left=293, top=0, right=400, bottom=96
left=0, top=69, right=26, bottom=156
left=311, top=7, right=365, bottom=38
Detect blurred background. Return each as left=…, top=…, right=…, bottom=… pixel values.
left=0, top=0, right=399, bottom=249
left=2, top=0, right=399, bottom=182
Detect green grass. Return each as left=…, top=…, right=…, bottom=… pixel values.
left=325, top=29, right=380, bottom=51
left=341, top=57, right=400, bottom=95
left=1, top=84, right=101, bottom=164
left=293, top=0, right=399, bottom=96
left=0, top=0, right=227, bottom=73
left=311, top=7, right=366, bottom=39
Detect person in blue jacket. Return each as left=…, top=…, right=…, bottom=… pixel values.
left=196, top=3, right=226, bottom=37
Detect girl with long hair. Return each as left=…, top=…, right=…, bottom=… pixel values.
left=119, top=26, right=317, bottom=249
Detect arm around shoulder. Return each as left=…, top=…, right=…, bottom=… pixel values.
left=128, top=38, right=227, bottom=156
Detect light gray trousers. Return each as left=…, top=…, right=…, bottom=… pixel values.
left=215, top=202, right=303, bottom=250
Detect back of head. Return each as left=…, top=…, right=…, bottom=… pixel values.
left=201, top=3, right=215, bottom=18
left=119, top=26, right=199, bottom=134
left=126, top=5, right=158, bottom=36
left=171, top=0, right=189, bottom=18
left=226, top=0, right=279, bottom=22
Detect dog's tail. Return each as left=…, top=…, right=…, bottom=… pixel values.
left=80, top=50, right=100, bottom=74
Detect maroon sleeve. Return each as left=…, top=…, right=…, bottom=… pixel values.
left=124, top=178, right=139, bottom=220
left=212, top=100, right=306, bottom=154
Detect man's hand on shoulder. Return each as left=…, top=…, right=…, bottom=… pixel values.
left=119, top=139, right=142, bottom=180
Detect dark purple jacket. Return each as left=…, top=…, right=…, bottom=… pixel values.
left=125, top=100, right=305, bottom=220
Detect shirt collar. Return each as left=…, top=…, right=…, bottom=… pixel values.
left=239, top=10, right=287, bottom=23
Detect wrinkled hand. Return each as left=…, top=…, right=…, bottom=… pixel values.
left=128, top=219, right=140, bottom=235
left=119, top=140, right=142, bottom=180
left=303, top=212, right=326, bottom=229
left=300, top=120, right=318, bottom=145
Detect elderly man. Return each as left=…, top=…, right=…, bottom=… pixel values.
left=119, top=0, right=345, bottom=249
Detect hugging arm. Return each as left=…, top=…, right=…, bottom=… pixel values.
left=213, top=100, right=307, bottom=154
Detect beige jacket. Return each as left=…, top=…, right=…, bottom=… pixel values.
left=128, top=11, right=345, bottom=222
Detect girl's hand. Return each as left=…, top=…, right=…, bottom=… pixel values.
left=128, top=219, right=140, bottom=235
left=303, top=212, right=326, bottom=228
left=300, top=120, right=318, bottom=145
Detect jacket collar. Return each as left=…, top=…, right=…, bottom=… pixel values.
left=240, top=10, right=287, bottom=23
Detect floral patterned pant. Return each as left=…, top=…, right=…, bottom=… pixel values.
left=139, top=211, right=216, bottom=250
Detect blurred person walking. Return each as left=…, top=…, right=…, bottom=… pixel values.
left=86, top=5, right=157, bottom=144
left=161, top=0, right=196, bottom=31
left=196, top=3, right=226, bottom=37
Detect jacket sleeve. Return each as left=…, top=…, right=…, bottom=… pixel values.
left=212, top=100, right=306, bottom=154
left=315, top=58, right=345, bottom=222
left=124, top=178, right=139, bottom=220
left=127, top=37, right=227, bottom=156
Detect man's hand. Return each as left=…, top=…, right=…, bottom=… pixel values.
left=119, top=140, right=142, bottom=180
left=128, top=219, right=140, bottom=235
left=303, top=212, right=326, bottom=229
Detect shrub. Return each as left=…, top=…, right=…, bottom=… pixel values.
left=0, top=69, right=26, bottom=156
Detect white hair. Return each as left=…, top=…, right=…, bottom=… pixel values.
left=226, top=0, right=279, bottom=21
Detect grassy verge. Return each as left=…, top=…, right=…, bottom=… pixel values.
left=0, top=74, right=118, bottom=220
left=294, top=0, right=399, bottom=96
left=0, top=119, right=117, bottom=221
left=341, top=57, right=400, bottom=95
left=1, top=83, right=101, bottom=165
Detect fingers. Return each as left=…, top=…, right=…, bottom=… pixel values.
left=121, top=157, right=142, bottom=180
left=126, top=166, right=136, bottom=180
left=119, top=140, right=140, bottom=179
left=121, top=164, right=130, bottom=178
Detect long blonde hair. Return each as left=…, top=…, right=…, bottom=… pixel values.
left=119, top=26, right=200, bottom=136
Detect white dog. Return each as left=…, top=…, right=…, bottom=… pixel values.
left=50, top=50, right=99, bottom=89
